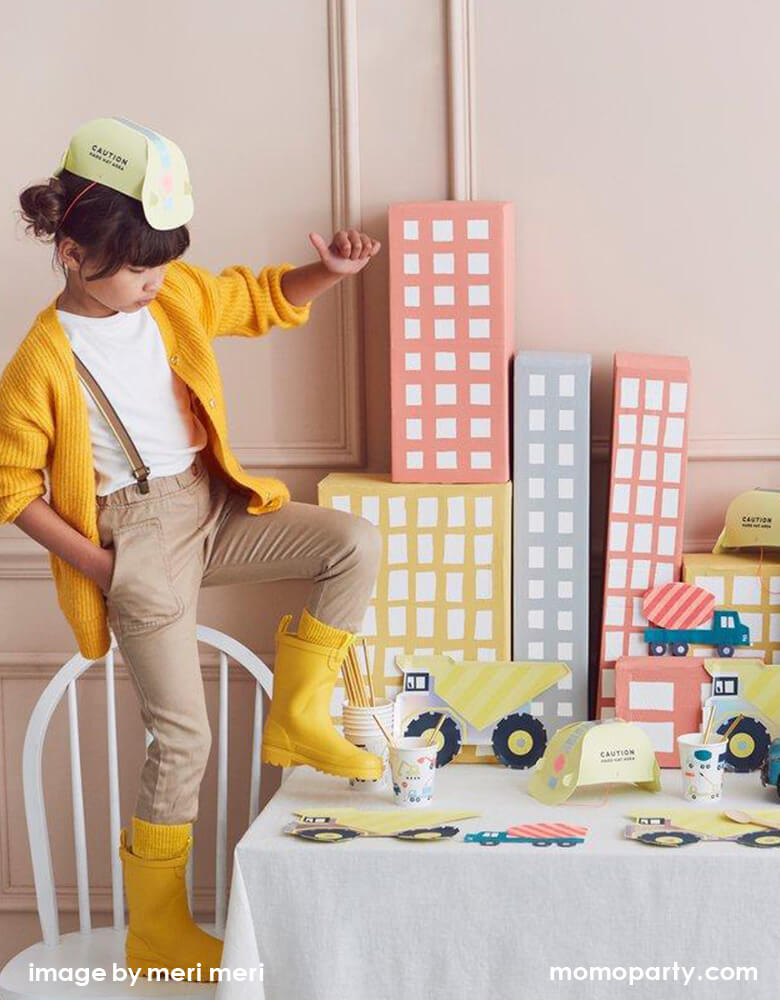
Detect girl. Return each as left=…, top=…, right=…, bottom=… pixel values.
left=1, top=116, right=384, bottom=981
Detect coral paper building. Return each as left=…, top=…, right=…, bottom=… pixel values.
left=596, top=354, right=692, bottom=718
left=388, top=201, right=514, bottom=483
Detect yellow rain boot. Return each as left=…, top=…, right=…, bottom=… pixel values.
left=119, top=817, right=223, bottom=982
left=260, top=609, right=383, bottom=780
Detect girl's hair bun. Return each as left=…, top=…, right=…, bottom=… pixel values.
left=18, top=175, right=68, bottom=239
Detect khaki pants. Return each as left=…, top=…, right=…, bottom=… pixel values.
left=96, top=451, right=381, bottom=825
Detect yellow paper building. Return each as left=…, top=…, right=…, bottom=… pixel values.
left=318, top=473, right=512, bottom=761
left=683, top=552, right=780, bottom=664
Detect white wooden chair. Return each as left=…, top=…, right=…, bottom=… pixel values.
left=0, top=626, right=274, bottom=999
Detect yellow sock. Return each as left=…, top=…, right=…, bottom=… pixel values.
left=297, top=607, right=354, bottom=650
left=131, top=815, right=191, bottom=859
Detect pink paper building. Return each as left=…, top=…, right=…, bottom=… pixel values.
left=595, top=353, right=692, bottom=717
left=388, top=201, right=514, bottom=483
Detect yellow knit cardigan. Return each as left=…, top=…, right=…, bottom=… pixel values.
left=0, top=259, right=312, bottom=659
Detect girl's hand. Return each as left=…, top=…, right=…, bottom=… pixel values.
left=96, top=545, right=116, bottom=596
left=309, top=230, right=381, bottom=276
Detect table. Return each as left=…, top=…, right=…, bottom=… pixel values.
left=215, top=765, right=780, bottom=1000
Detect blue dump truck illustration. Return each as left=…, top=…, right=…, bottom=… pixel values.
left=645, top=609, right=751, bottom=658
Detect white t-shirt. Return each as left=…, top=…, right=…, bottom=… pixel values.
left=56, top=305, right=208, bottom=496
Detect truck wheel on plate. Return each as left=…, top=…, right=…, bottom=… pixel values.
left=404, top=712, right=462, bottom=767
left=737, top=829, right=780, bottom=848
left=717, top=644, right=735, bottom=657
left=297, top=827, right=359, bottom=842
left=648, top=642, right=667, bottom=656
left=638, top=831, right=700, bottom=847
left=671, top=641, right=689, bottom=656
left=395, top=826, right=459, bottom=841
left=719, top=716, right=770, bottom=772
left=491, top=713, right=547, bottom=769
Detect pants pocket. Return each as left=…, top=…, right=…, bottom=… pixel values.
left=107, top=516, right=184, bottom=635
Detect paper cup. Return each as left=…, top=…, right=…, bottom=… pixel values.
left=389, top=737, right=437, bottom=807
left=343, top=697, right=395, bottom=792
left=677, top=732, right=728, bottom=803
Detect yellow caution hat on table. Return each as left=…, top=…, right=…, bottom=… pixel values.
left=53, top=116, right=193, bottom=231
left=712, top=489, right=780, bottom=553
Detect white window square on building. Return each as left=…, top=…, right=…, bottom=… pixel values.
left=604, top=632, right=625, bottom=661
left=435, top=352, right=456, bottom=371
left=403, top=253, right=420, bottom=274
left=610, top=521, right=628, bottom=551
left=416, top=607, right=435, bottom=637
left=559, top=443, right=574, bottom=466
left=436, top=384, right=457, bottom=406
left=406, top=384, right=422, bottom=406
left=529, top=511, right=545, bottom=533
left=741, top=613, right=763, bottom=642
left=470, top=452, right=492, bottom=469
left=435, top=417, right=457, bottom=439
left=529, top=609, right=545, bottom=630
left=529, top=478, right=545, bottom=499
left=474, top=535, right=494, bottom=564
left=417, top=497, right=438, bottom=527
left=639, top=450, right=658, bottom=481
left=476, top=568, right=492, bottom=599
left=618, top=377, right=639, bottom=409
left=448, top=608, right=465, bottom=639
left=470, top=383, right=491, bottom=405
left=558, top=610, right=573, bottom=631
left=641, top=414, right=660, bottom=445
left=669, top=382, right=688, bottom=413
left=469, top=352, right=490, bottom=370
left=434, top=318, right=455, bottom=339
left=633, top=523, right=653, bottom=553
left=432, top=219, right=454, bottom=241
left=444, top=534, right=465, bottom=563
left=618, top=414, right=637, bottom=443
left=772, top=579, right=780, bottom=606
left=417, top=534, right=434, bottom=563
left=468, top=252, right=489, bottom=274
left=387, top=569, right=409, bottom=600
left=404, top=286, right=420, bottom=307
left=433, top=253, right=455, bottom=274
left=608, top=558, right=628, bottom=588
left=331, top=495, right=351, bottom=513
left=628, top=632, right=646, bottom=657
left=654, top=562, right=675, bottom=585
left=445, top=572, right=463, bottom=602
left=434, top=285, right=455, bottom=305
left=529, top=579, right=545, bottom=599
left=664, top=417, right=685, bottom=448
left=404, top=318, right=420, bottom=339
left=631, top=560, right=651, bottom=590
left=475, top=496, right=493, bottom=527
left=559, top=511, right=574, bottom=534
left=694, top=574, right=725, bottom=604
left=558, top=478, right=574, bottom=500
left=613, top=483, right=631, bottom=514
left=406, top=451, right=423, bottom=469
left=632, top=597, right=648, bottom=627
left=388, top=606, right=406, bottom=636
left=645, top=379, right=664, bottom=410
left=478, top=648, right=498, bottom=662
left=557, top=703, right=575, bottom=718
left=387, top=534, right=408, bottom=564
left=661, top=488, right=679, bottom=518
left=664, top=452, right=682, bottom=483
left=658, top=525, right=676, bottom=556
left=529, top=373, right=546, bottom=396
left=415, top=571, right=436, bottom=602
left=406, top=418, right=422, bottom=440
left=361, top=605, right=376, bottom=636
left=605, top=595, right=626, bottom=626
left=615, top=448, right=634, bottom=479
left=529, top=546, right=545, bottom=569
left=448, top=496, right=465, bottom=526
left=733, top=576, right=762, bottom=605
left=403, top=219, right=419, bottom=239
left=405, top=352, right=421, bottom=371
left=558, top=546, right=574, bottom=569
left=529, top=409, right=545, bottom=431
left=559, top=373, right=575, bottom=397
left=529, top=442, right=545, bottom=464
left=636, top=485, right=656, bottom=516
left=469, top=318, right=490, bottom=339
left=471, top=418, right=491, bottom=438
left=468, top=284, right=490, bottom=305
left=388, top=496, right=406, bottom=526
left=558, top=580, right=573, bottom=599
left=770, top=614, right=780, bottom=641
left=467, top=218, right=490, bottom=239
left=528, top=642, right=545, bottom=660
left=475, top=610, right=493, bottom=640
left=559, top=409, right=575, bottom=431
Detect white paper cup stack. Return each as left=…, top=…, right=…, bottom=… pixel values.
left=342, top=697, right=395, bottom=792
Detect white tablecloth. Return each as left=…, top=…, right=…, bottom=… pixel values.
left=215, top=765, right=780, bottom=1000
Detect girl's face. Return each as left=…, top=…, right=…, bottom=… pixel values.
left=58, top=239, right=167, bottom=317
